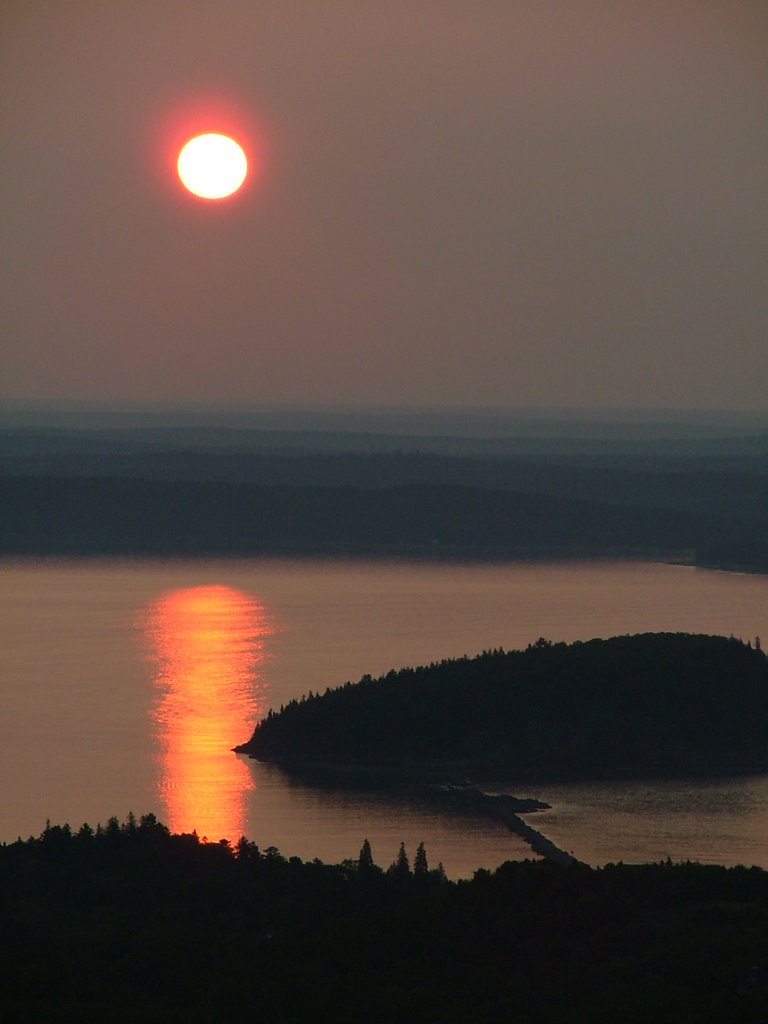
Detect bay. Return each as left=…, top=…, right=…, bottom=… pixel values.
left=2, top=556, right=768, bottom=876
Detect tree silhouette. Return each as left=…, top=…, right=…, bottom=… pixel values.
left=388, top=841, right=411, bottom=881
left=358, top=838, right=374, bottom=872
left=414, top=841, right=428, bottom=877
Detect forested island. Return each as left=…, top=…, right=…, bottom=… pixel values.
left=4, top=815, right=768, bottom=1022
left=237, top=633, right=768, bottom=781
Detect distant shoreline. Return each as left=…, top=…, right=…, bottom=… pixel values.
left=3, top=544, right=765, bottom=579
left=4, top=542, right=764, bottom=578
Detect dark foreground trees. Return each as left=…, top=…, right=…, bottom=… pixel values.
left=3, top=815, right=768, bottom=1022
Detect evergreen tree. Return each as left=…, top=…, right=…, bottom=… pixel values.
left=358, top=838, right=374, bottom=872
left=388, top=841, right=411, bottom=881
left=105, top=816, right=121, bottom=840
left=414, top=841, right=428, bottom=877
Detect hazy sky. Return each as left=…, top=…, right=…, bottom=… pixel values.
left=2, top=2, right=767, bottom=412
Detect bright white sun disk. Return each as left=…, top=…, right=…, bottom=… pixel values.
left=177, top=133, right=248, bottom=199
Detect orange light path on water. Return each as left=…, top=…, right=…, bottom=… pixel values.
left=144, top=585, right=270, bottom=841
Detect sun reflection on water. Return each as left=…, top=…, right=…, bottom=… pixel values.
left=144, top=585, right=270, bottom=841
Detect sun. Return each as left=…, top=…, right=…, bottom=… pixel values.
left=177, top=133, right=248, bottom=200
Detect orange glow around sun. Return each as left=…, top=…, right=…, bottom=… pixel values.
left=154, top=94, right=262, bottom=203
left=177, top=132, right=248, bottom=199
left=144, top=585, right=271, bottom=841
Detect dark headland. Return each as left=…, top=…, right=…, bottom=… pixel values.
left=236, top=632, right=768, bottom=781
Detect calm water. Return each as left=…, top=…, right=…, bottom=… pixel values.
left=2, top=557, right=768, bottom=876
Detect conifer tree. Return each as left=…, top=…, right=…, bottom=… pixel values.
left=388, top=841, right=411, bottom=881
left=414, top=841, right=428, bottom=877
left=433, top=861, right=447, bottom=882
left=358, top=838, right=374, bottom=872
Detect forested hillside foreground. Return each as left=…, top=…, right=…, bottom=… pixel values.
left=237, top=634, right=768, bottom=780
left=4, top=815, right=768, bottom=1022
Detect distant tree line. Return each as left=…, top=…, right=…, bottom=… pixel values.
left=0, top=475, right=726, bottom=559
left=4, top=430, right=768, bottom=568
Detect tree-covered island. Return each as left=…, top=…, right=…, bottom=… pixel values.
left=236, top=633, right=768, bottom=781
